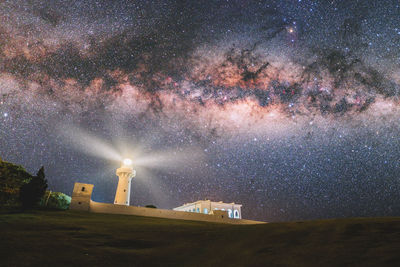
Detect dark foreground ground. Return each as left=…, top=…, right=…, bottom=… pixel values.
left=1, top=210, right=400, bottom=267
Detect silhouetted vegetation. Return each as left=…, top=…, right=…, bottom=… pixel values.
left=1, top=159, right=71, bottom=210
left=19, top=166, right=48, bottom=209
left=0, top=159, right=32, bottom=206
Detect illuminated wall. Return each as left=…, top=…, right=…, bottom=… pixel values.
left=70, top=182, right=263, bottom=225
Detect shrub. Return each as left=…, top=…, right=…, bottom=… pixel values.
left=41, top=191, right=71, bottom=210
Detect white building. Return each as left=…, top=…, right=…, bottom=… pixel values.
left=173, top=200, right=242, bottom=219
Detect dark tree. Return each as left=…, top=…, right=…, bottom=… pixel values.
left=19, top=166, right=48, bottom=209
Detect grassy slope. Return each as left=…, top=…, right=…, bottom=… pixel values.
left=1, top=211, right=400, bottom=267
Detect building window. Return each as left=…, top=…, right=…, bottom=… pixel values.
left=228, top=209, right=232, bottom=218
left=204, top=208, right=208, bottom=214
left=234, top=210, right=240, bottom=218
left=196, top=207, right=200, bottom=213
left=81, top=187, right=85, bottom=192
left=192, top=208, right=195, bottom=212
left=124, top=189, right=126, bottom=192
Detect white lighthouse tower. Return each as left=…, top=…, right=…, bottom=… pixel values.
left=114, top=158, right=136, bottom=205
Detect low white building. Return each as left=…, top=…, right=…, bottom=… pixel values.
left=173, top=200, right=242, bottom=219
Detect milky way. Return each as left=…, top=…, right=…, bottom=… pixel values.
left=1, top=0, right=400, bottom=221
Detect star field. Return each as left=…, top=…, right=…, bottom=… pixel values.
left=0, top=0, right=399, bottom=221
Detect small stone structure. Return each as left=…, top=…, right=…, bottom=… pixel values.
left=70, top=182, right=264, bottom=225
left=69, top=183, right=94, bottom=211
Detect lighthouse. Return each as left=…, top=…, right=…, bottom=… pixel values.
left=114, top=158, right=136, bottom=205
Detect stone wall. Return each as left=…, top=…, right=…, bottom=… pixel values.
left=89, top=200, right=263, bottom=224
left=70, top=182, right=265, bottom=225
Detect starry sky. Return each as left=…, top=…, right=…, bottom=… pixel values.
left=1, top=0, right=399, bottom=221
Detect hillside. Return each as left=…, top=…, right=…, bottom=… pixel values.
left=1, top=210, right=399, bottom=266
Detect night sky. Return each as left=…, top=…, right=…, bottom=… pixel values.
left=1, top=0, right=399, bottom=221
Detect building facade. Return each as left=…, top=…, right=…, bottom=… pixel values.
left=173, top=200, right=242, bottom=219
